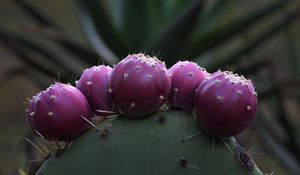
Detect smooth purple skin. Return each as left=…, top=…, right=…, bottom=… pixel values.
left=168, top=61, right=209, bottom=111
left=26, top=83, right=92, bottom=141
left=109, top=54, right=171, bottom=117
left=195, top=71, right=258, bottom=137
left=76, top=65, right=113, bottom=115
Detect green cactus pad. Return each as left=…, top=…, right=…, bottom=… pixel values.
left=36, top=110, right=263, bottom=175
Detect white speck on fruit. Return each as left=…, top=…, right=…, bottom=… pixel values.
left=215, top=80, right=220, bottom=85
left=48, top=112, right=53, bottom=117
left=147, top=74, right=152, bottom=80
left=75, top=80, right=78, bottom=84
left=86, top=81, right=92, bottom=86
left=174, top=88, right=179, bottom=93
left=236, top=91, right=242, bottom=95
left=246, top=105, right=251, bottom=111
left=50, top=95, right=56, bottom=101
left=108, top=89, right=112, bottom=93
left=130, top=102, right=135, bottom=108
left=159, top=95, right=165, bottom=101
left=123, top=73, right=128, bottom=80
left=217, top=96, right=223, bottom=101
left=30, top=112, right=35, bottom=117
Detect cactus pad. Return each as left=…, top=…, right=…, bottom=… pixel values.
left=36, top=110, right=262, bottom=175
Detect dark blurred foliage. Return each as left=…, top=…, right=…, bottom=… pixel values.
left=0, top=0, right=300, bottom=174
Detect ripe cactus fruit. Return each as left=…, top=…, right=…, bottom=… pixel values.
left=195, top=71, right=258, bottom=137
left=109, top=53, right=171, bottom=117
left=26, top=83, right=92, bottom=141
left=36, top=111, right=263, bottom=175
left=168, top=61, right=209, bottom=111
left=76, top=65, right=113, bottom=115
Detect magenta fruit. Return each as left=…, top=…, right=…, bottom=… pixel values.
left=195, top=71, right=258, bottom=137
left=109, top=53, right=171, bottom=117
left=26, top=83, right=92, bottom=141
left=168, top=61, right=209, bottom=111
left=76, top=65, right=113, bottom=115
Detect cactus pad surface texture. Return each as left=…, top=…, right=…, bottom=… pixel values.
left=36, top=110, right=262, bottom=175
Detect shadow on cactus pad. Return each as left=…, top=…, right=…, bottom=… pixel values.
left=36, top=110, right=263, bottom=175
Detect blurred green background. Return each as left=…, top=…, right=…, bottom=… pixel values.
left=0, top=0, right=300, bottom=174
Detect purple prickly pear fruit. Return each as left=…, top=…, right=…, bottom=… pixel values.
left=109, top=53, right=171, bottom=117
left=195, top=71, right=258, bottom=137
left=168, top=61, right=209, bottom=111
left=26, top=83, right=92, bottom=141
left=76, top=65, right=113, bottom=115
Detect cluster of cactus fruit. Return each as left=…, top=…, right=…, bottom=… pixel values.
left=25, top=53, right=261, bottom=174
left=26, top=53, right=258, bottom=141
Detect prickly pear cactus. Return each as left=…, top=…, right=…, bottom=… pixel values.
left=109, top=54, right=171, bottom=117
left=195, top=71, right=258, bottom=137
left=76, top=65, right=113, bottom=115
left=168, top=61, right=209, bottom=111
left=26, top=83, right=92, bottom=141
left=36, top=110, right=262, bottom=175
